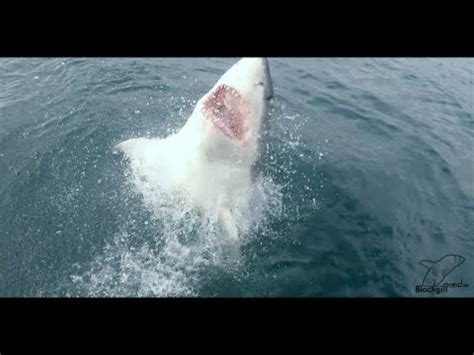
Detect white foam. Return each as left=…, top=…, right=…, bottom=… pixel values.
left=72, top=165, right=283, bottom=296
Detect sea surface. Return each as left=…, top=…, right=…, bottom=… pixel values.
left=0, top=58, right=472, bottom=297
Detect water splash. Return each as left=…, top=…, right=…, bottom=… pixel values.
left=71, top=162, right=284, bottom=296
left=70, top=85, right=318, bottom=298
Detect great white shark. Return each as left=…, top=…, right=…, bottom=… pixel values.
left=114, top=58, right=274, bottom=240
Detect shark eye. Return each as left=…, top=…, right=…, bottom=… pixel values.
left=256, top=81, right=264, bottom=87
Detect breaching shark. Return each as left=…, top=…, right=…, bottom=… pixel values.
left=114, top=58, right=274, bottom=240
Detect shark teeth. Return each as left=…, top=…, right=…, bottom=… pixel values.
left=219, top=85, right=239, bottom=96
left=202, top=84, right=251, bottom=141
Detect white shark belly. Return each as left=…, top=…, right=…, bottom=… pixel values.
left=117, top=136, right=252, bottom=240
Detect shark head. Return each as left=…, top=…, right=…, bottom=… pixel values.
left=180, top=58, right=273, bottom=168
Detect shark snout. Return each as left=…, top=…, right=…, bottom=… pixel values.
left=216, top=58, right=273, bottom=101
left=243, top=58, right=273, bottom=99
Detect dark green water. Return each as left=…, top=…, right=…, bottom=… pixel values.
left=0, top=58, right=472, bottom=297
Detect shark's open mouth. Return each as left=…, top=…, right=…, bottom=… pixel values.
left=203, top=84, right=251, bottom=141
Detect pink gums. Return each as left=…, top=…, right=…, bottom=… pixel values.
left=202, top=84, right=251, bottom=141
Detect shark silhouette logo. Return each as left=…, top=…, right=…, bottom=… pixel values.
left=419, top=254, right=465, bottom=287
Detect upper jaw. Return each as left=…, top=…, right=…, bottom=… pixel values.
left=214, top=58, right=272, bottom=99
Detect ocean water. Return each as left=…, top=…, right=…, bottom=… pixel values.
left=0, top=58, right=472, bottom=297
